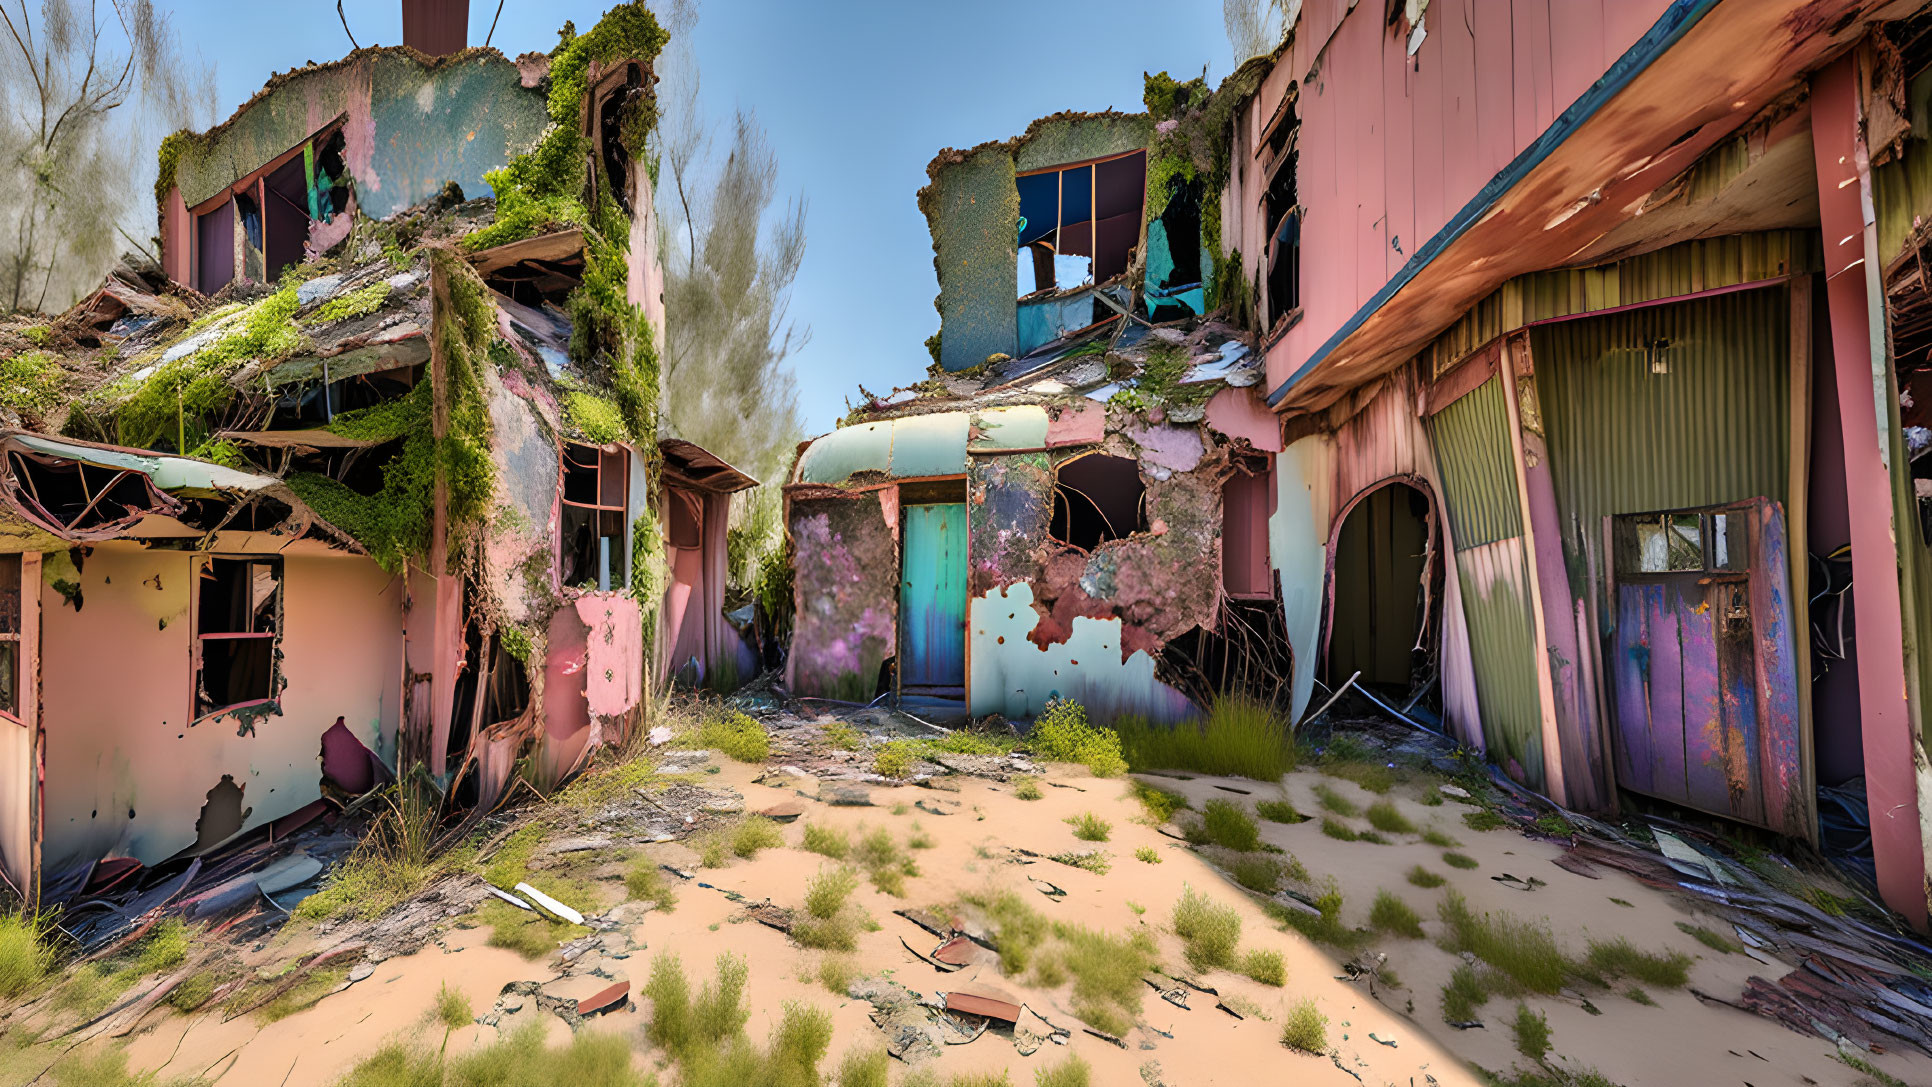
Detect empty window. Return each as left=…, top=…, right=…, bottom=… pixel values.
left=8, top=451, right=160, bottom=524
left=1616, top=510, right=1746, bottom=576
left=1260, top=89, right=1300, bottom=328
left=560, top=443, right=629, bottom=589
left=1050, top=454, right=1146, bottom=551
left=1016, top=151, right=1147, bottom=298
left=197, top=557, right=281, bottom=716
left=195, top=199, right=235, bottom=295
left=0, top=555, right=18, bottom=719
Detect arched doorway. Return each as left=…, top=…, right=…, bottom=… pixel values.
left=1324, top=480, right=1440, bottom=703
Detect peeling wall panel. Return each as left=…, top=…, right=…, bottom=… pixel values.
left=1455, top=536, right=1547, bottom=790
left=1270, top=435, right=1334, bottom=720
left=968, top=584, right=1192, bottom=723
left=0, top=715, right=28, bottom=892
left=788, top=494, right=897, bottom=702
left=39, top=544, right=402, bottom=872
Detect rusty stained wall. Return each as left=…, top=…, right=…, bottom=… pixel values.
left=38, top=541, right=403, bottom=872
left=787, top=492, right=898, bottom=703
left=170, top=49, right=549, bottom=220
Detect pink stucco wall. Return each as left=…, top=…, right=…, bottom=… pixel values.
left=1227, top=0, right=1673, bottom=393
left=38, top=541, right=403, bottom=872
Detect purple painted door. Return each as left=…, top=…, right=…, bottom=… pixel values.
left=1611, top=498, right=1806, bottom=835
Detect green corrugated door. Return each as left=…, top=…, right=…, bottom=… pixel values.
left=1426, top=374, right=1546, bottom=788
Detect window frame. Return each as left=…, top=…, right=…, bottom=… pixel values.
left=0, top=554, right=20, bottom=723
left=193, top=554, right=283, bottom=720
left=1613, top=509, right=1750, bottom=581
left=558, top=441, right=632, bottom=590
left=1016, top=149, right=1148, bottom=299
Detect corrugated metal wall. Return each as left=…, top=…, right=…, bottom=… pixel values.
left=1533, top=285, right=1790, bottom=598
left=1426, top=375, right=1544, bottom=789
left=1427, top=376, right=1523, bottom=549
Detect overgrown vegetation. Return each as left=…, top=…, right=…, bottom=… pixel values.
left=0, top=912, right=53, bottom=999
left=1027, top=700, right=1126, bottom=777
left=1066, top=812, right=1111, bottom=841
left=959, top=889, right=1049, bottom=974
left=1279, top=998, right=1328, bottom=1054
left=1172, top=885, right=1242, bottom=972
left=1030, top=923, right=1156, bottom=1035
left=682, top=710, right=771, bottom=762
left=1369, top=890, right=1425, bottom=939
left=1180, top=798, right=1262, bottom=852
left=1512, top=1003, right=1551, bottom=1061
left=1114, top=696, right=1299, bottom=779
left=1129, top=779, right=1189, bottom=821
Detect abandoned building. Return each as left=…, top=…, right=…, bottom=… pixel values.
left=784, top=1, right=1932, bottom=929
left=0, top=2, right=759, bottom=905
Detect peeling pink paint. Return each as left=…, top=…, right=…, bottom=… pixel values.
left=1047, top=402, right=1107, bottom=447
left=1122, top=422, right=1204, bottom=473
left=576, top=593, right=642, bottom=719
left=1204, top=387, right=1282, bottom=452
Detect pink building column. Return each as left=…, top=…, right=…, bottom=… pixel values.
left=1811, top=55, right=1929, bottom=929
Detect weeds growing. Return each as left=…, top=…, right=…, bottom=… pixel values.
left=1254, top=798, right=1306, bottom=824
left=1172, top=885, right=1241, bottom=972
left=802, top=824, right=851, bottom=860
left=1027, top=700, right=1127, bottom=777
left=1512, top=1003, right=1551, bottom=1060
left=1066, top=812, right=1111, bottom=841
left=1031, top=923, right=1155, bottom=1036
left=1113, top=696, right=1299, bottom=780
left=1442, top=851, right=1480, bottom=870
left=1369, top=890, right=1425, bottom=938
left=1365, top=801, right=1417, bottom=834
left=1129, top=779, right=1189, bottom=821
left=1181, top=798, right=1262, bottom=851
left=1312, top=783, right=1358, bottom=817
left=1406, top=865, right=1447, bottom=889
left=1239, top=948, right=1286, bottom=986
left=1280, top=998, right=1328, bottom=1053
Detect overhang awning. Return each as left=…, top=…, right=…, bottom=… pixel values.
left=793, top=406, right=1052, bottom=487
left=659, top=438, right=758, bottom=493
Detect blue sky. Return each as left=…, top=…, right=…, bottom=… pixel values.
left=166, top=1, right=1231, bottom=436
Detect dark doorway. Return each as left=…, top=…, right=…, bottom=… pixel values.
left=1326, top=483, right=1433, bottom=697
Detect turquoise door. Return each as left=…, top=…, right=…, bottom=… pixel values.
left=900, top=503, right=967, bottom=690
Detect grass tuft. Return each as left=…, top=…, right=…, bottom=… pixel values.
left=816, top=956, right=857, bottom=997
left=1406, top=865, right=1446, bottom=889
left=1066, top=812, right=1112, bottom=841
left=1436, top=892, right=1567, bottom=993
left=1442, top=851, right=1480, bottom=870
left=1463, top=809, right=1508, bottom=832
left=1312, top=783, right=1358, bottom=817
left=1512, top=1003, right=1551, bottom=1060
left=1181, top=798, right=1262, bottom=852
left=1675, top=921, right=1743, bottom=955
left=959, top=889, right=1050, bottom=974
left=804, top=867, right=860, bottom=920
left=1226, top=852, right=1287, bottom=893
left=1135, top=845, right=1162, bottom=864
left=732, top=817, right=784, bottom=858
left=836, top=1046, right=889, bottom=1087
left=1034, top=1054, right=1091, bottom=1087
left=1128, top=779, right=1189, bottom=821
left=684, top=711, right=771, bottom=762
left=872, top=740, right=921, bottom=779
left=1172, top=885, right=1241, bottom=972
left=625, top=860, right=679, bottom=911
left=1013, top=776, right=1044, bottom=801
left=1583, top=938, right=1691, bottom=988
left=1027, top=700, right=1127, bottom=777
left=1369, top=890, right=1425, bottom=938
left=1276, top=881, right=1367, bottom=950
left=434, top=982, right=472, bottom=1029
left=1365, top=801, right=1417, bottom=834
left=1420, top=827, right=1460, bottom=848
left=0, top=912, right=53, bottom=999
left=1280, top=998, right=1328, bottom=1053
left=1030, top=923, right=1155, bottom=1036
left=1254, top=798, right=1306, bottom=824
left=1320, top=816, right=1360, bottom=841
left=801, top=823, right=851, bottom=860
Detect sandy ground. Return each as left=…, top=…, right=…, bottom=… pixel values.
left=97, top=754, right=1931, bottom=1087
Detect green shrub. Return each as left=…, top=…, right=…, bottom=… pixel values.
left=1113, top=696, right=1299, bottom=779
left=1320, top=817, right=1360, bottom=841
left=1066, top=812, right=1112, bottom=841
left=1136, top=846, right=1162, bottom=864
left=872, top=740, right=920, bottom=779
left=1172, top=885, right=1241, bottom=972
left=1239, top=948, right=1286, bottom=986
left=1280, top=998, right=1327, bottom=1053
left=959, top=889, right=1048, bottom=973
left=1034, top=1054, right=1091, bottom=1087
left=1369, top=890, right=1424, bottom=938
left=802, top=824, right=850, bottom=860
left=644, top=952, right=751, bottom=1062
left=1227, top=852, right=1285, bottom=893
left=1277, top=881, right=1367, bottom=951
left=1436, top=892, right=1568, bottom=993
left=804, top=867, right=859, bottom=920
left=732, top=817, right=784, bottom=858
left=1406, top=865, right=1446, bottom=889
left=435, top=982, right=472, bottom=1029
left=1255, top=798, right=1306, bottom=823
left=1028, top=700, right=1126, bottom=776
left=820, top=721, right=862, bottom=750
left=1184, top=798, right=1262, bottom=851
left=686, top=711, right=771, bottom=762
left=1583, top=938, right=1691, bottom=988
left=1013, top=776, right=1044, bottom=800
left=1442, top=851, right=1479, bottom=869
left=1463, top=809, right=1508, bottom=832
left=1420, top=827, right=1460, bottom=848
left=836, top=1046, right=889, bottom=1087
left=1031, top=923, right=1155, bottom=1036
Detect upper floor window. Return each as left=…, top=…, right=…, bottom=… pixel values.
left=1258, top=88, right=1300, bottom=330
left=560, top=443, right=630, bottom=590
left=0, top=555, right=19, bottom=720
left=1016, top=150, right=1147, bottom=298
left=197, top=557, right=281, bottom=717
left=192, top=123, right=350, bottom=294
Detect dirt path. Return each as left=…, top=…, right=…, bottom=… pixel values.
left=89, top=743, right=1929, bottom=1087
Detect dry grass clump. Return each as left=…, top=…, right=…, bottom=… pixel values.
left=801, top=823, right=850, bottom=859
left=1238, top=948, right=1286, bottom=986
left=0, top=912, right=53, bottom=999
left=835, top=1046, right=889, bottom=1087
left=794, top=867, right=864, bottom=952
left=1420, top=827, right=1460, bottom=848
left=1254, top=798, right=1306, bottom=824
left=1436, top=892, right=1569, bottom=993
left=1675, top=921, right=1743, bottom=955
left=1012, top=776, right=1044, bottom=800
left=1442, top=851, right=1480, bottom=869
left=1280, top=998, right=1328, bottom=1054
left=1582, top=937, right=1691, bottom=987
left=1113, top=695, right=1300, bottom=779
left=1033, top=1054, right=1092, bottom=1087
left=853, top=826, right=919, bottom=896
left=815, top=955, right=858, bottom=996
left=1312, top=783, right=1357, bottom=816
left=958, top=889, right=1049, bottom=973
left=434, top=982, right=472, bottom=1029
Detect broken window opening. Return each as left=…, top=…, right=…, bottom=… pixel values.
left=236, top=190, right=265, bottom=284
left=263, top=128, right=350, bottom=283
left=560, top=442, right=630, bottom=590
left=196, top=556, right=282, bottom=717
left=1223, top=456, right=1274, bottom=598
left=7, top=451, right=160, bottom=531
left=1615, top=510, right=1749, bottom=577
left=1049, top=453, right=1147, bottom=551
left=269, top=364, right=423, bottom=429
left=447, top=617, right=531, bottom=766
left=1261, top=91, right=1301, bottom=330
left=596, top=63, right=647, bottom=217
left=0, top=555, right=19, bottom=720
left=1155, top=597, right=1298, bottom=713
left=1015, top=150, right=1147, bottom=300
